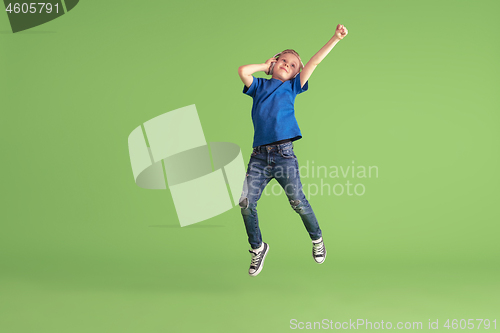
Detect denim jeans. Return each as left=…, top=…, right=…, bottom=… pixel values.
left=239, top=141, right=322, bottom=249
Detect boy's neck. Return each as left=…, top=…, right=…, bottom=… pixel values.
left=271, top=75, right=285, bottom=82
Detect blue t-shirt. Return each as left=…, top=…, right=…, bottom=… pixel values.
left=243, top=72, right=308, bottom=147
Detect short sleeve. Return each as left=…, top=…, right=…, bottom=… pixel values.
left=243, top=76, right=262, bottom=98
left=292, top=72, right=308, bottom=95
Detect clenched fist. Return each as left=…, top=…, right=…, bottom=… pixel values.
left=335, top=24, right=348, bottom=40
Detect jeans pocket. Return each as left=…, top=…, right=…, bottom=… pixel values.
left=280, top=147, right=295, bottom=159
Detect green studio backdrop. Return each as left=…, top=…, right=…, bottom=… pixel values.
left=1, top=0, right=499, bottom=332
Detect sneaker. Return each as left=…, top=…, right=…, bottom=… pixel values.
left=248, top=242, right=269, bottom=276
left=312, top=237, right=326, bottom=264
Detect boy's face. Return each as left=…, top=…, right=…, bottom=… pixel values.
left=272, top=53, right=300, bottom=82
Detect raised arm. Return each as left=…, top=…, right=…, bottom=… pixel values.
left=238, top=58, right=277, bottom=88
left=300, top=24, right=348, bottom=88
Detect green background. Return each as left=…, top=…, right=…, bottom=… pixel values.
left=1, top=0, right=499, bottom=332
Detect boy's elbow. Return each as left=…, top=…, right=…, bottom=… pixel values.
left=238, top=67, right=251, bottom=81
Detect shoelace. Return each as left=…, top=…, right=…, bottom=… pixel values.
left=313, top=242, right=325, bottom=256
left=249, top=250, right=262, bottom=267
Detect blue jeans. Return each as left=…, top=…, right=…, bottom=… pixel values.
left=239, top=141, right=322, bottom=249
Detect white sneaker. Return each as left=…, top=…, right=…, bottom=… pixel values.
left=248, top=242, right=269, bottom=276
left=312, top=238, right=326, bottom=264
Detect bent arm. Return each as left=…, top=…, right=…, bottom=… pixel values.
left=238, top=63, right=268, bottom=88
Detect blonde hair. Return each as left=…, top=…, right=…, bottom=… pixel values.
left=278, top=49, right=304, bottom=71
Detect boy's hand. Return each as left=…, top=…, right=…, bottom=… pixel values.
left=264, top=57, right=277, bottom=75
left=300, top=24, right=348, bottom=88
left=334, top=24, right=348, bottom=40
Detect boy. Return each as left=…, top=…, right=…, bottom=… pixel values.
left=238, top=24, right=348, bottom=276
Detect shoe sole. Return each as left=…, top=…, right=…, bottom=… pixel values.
left=249, top=243, right=269, bottom=277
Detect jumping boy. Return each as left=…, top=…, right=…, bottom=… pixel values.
left=238, top=24, right=348, bottom=276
